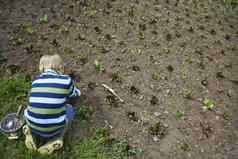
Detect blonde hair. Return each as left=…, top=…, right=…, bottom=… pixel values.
left=39, top=54, right=64, bottom=74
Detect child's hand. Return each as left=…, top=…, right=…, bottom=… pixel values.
left=75, top=82, right=80, bottom=88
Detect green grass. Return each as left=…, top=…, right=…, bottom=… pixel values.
left=0, top=73, right=129, bottom=159
left=222, top=0, right=238, bottom=10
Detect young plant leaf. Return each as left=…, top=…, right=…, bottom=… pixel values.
left=176, top=111, right=185, bottom=120
left=203, top=98, right=215, bottom=110
left=94, top=60, right=105, bottom=73
left=40, top=14, right=48, bottom=23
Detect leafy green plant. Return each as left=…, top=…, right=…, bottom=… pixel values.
left=84, top=10, right=97, bottom=17
left=94, top=60, right=105, bottom=73
left=64, top=47, right=74, bottom=54
left=152, top=72, right=161, bottom=81
left=222, top=0, right=238, bottom=10
left=25, top=26, right=34, bottom=35
left=40, top=14, right=48, bottom=23
left=175, top=111, right=185, bottom=120
left=10, top=37, right=24, bottom=46
left=203, top=98, right=215, bottom=110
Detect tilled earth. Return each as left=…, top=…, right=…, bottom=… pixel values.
left=0, top=0, right=238, bottom=159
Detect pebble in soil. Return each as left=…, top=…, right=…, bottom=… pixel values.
left=127, top=111, right=139, bottom=122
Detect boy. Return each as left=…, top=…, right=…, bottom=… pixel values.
left=23, top=54, right=81, bottom=154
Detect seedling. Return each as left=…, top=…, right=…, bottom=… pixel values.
left=64, top=47, right=74, bottom=54
left=138, top=32, right=145, bottom=40
left=94, top=60, right=105, bottom=73
left=148, top=121, right=168, bottom=139
left=85, top=9, right=97, bottom=17
left=203, top=98, right=215, bottom=110
left=178, top=141, right=191, bottom=151
left=40, top=14, right=48, bottom=23
left=59, top=25, right=69, bottom=33
left=222, top=111, right=231, bottom=120
left=175, top=111, right=185, bottom=120
left=25, top=26, right=34, bottom=35
left=152, top=72, right=161, bottom=81
left=110, top=72, right=123, bottom=83
left=77, top=54, right=88, bottom=65
left=182, top=89, right=193, bottom=99
left=11, top=37, right=24, bottom=45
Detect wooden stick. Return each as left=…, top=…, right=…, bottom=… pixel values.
left=101, top=84, right=124, bottom=103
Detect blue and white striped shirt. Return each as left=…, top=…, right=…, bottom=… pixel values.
left=24, top=69, right=80, bottom=138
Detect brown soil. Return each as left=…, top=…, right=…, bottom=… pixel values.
left=0, top=0, right=238, bottom=159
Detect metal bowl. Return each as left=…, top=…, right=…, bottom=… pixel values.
left=0, top=113, right=25, bottom=134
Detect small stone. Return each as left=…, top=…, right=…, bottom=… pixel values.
left=188, top=153, right=191, bottom=157
left=164, top=111, right=169, bottom=114
left=201, top=148, right=204, bottom=153
left=154, top=112, right=161, bottom=117
left=139, top=95, right=144, bottom=100
left=152, top=136, right=159, bottom=142
left=164, top=123, right=169, bottom=128
left=166, top=89, right=170, bottom=94
left=227, top=89, right=232, bottom=97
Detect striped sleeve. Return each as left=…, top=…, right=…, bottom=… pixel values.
left=68, top=78, right=81, bottom=98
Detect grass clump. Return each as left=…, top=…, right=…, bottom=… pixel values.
left=0, top=73, right=30, bottom=117
left=0, top=73, right=31, bottom=158
left=222, top=0, right=238, bottom=10
left=71, top=129, right=129, bottom=159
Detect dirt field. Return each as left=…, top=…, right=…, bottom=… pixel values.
left=0, top=0, right=237, bottom=159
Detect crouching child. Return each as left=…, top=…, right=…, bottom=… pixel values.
left=23, top=54, right=81, bottom=154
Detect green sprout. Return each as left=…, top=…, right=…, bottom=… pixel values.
left=94, top=60, right=105, bottom=73
left=138, top=32, right=145, bottom=40
left=40, top=14, right=48, bottom=23
left=176, top=111, right=185, bottom=120
left=25, top=26, right=34, bottom=35
left=85, top=10, right=97, bottom=17
left=11, top=37, right=24, bottom=45
left=152, top=72, right=161, bottom=81
left=203, top=98, right=215, bottom=110
left=64, top=47, right=74, bottom=54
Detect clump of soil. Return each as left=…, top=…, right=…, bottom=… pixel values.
left=130, top=86, right=140, bottom=94
left=88, top=82, right=97, bottom=90
left=150, top=96, right=158, bottom=105
left=148, top=121, right=168, bottom=140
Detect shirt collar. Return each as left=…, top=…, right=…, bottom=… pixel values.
left=42, top=69, right=59, bottom=75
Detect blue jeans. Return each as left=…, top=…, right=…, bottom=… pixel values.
left=65, top=104, right=75, bottom=123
